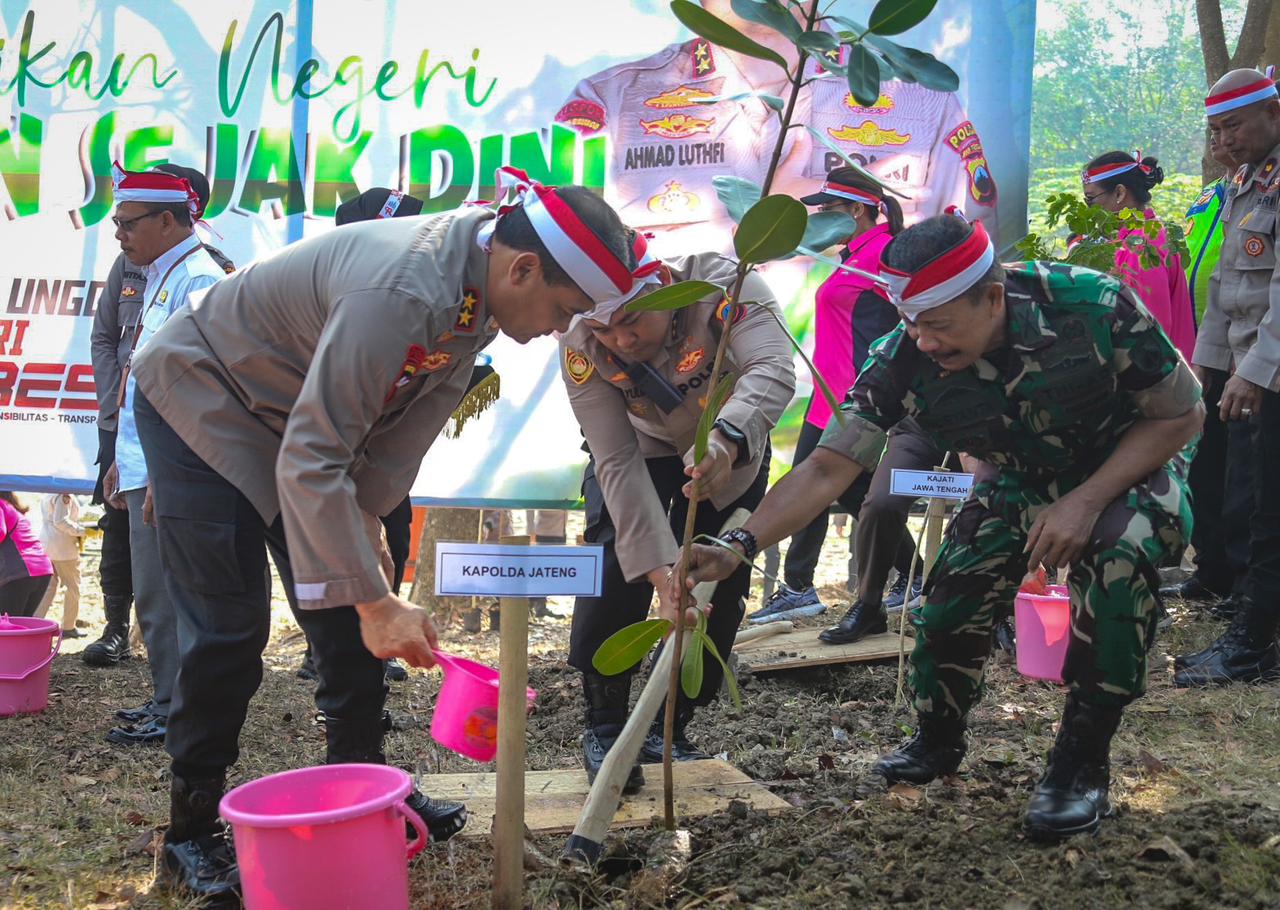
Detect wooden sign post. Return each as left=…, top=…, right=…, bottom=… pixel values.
left=434, top=536, right=604, bottom=910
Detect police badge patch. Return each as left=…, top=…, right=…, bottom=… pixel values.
left=565, top=348, right=594, bottom=384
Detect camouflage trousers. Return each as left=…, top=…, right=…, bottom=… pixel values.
left=911, top=452, right=1193, bottom=718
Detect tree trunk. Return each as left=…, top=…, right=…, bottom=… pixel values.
left=1198, top=0, right=1279, bottom=180
left=408, top=507, right=481, bottom=618
left=1229, top=0, right=1274, bottom=69
left=1262, top=1, right=1280, bottom=71
left=1197, top=0, right=1230, bottom=84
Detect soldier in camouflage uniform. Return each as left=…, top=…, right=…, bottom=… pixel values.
left=684, top=215, right=1204, bottom=841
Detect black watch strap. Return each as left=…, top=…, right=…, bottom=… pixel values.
left=720, top=527, right=758, bottom=562
left=712, top=418, right=750, bottom=467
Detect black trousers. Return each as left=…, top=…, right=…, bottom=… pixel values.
left=134, top=391, right=387, bottom=779
left=782, top=413, right=921, bottom=595
left=568, top=451, right=769, bottom=707
left=94, top=428, right=133, bottom=599
left=1248, top=387, right=1280, bottom=608
left=0, top=574, right=51, bottom=617
left=1188, top=369, right=1255, bottom=592
left=380, top=497, right=413, bottom=594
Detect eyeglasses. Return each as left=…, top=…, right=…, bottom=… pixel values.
left=1082, top=191, right=1108, bottom=205
left=111, top=211, right=163, bottom=232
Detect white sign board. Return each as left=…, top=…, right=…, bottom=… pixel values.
left=435, top=543, right=604, bottom=597
left=889, top=469, right=975, bottom=500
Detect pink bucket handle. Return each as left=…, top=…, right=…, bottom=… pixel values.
left=0, top=627, right=61, bottom=682
left=396, top=799, right=429, bottom=858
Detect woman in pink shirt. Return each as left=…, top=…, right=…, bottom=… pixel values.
left=1082, top=151, right=1196, bottom=361
left=750, top=167, right=913, bottom=621
left=0, top=491, right=54, bottom=617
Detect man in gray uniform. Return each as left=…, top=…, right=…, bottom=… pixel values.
left=131, top=173, right=637, bottom=901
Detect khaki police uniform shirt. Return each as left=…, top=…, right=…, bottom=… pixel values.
left=132, top=207, right=499, bottom=610
left=1194, top=140, right=1280, bottom=391
left=90, top=254, right=146, bottom=430
left=558, top=253, right=796, bottom=582
left=556, top=40, right=999, bottom=238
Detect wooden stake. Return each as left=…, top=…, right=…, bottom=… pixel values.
left=493, top=534, right=531, bottom=910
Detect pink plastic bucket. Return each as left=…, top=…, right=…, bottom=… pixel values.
left=430, top=651, right=536, bottom=762
left=1014, top=585, right=1071, bottom=683
left=219, top=763, right=427, bottom=910
left=0, top=614, right=61, bottom=717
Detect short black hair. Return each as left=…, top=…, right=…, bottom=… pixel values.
left=882, top=215, right=1004, bottom=299
left=1083, top=151, right=1164, bottom=206
left=491, top=185, right=632, bottom=289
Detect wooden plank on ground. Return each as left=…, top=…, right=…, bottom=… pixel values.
left=423, top=759, right=791, bottom=838
left=733, top=627, right=907, bottom=672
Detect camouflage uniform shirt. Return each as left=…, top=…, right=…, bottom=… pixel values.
left=818, top=262, right=1202, bottom=492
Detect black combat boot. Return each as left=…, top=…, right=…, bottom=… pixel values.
left=870, top=713, right=967, bottom=785
left=324, top=713, right=467, bottom=841
left=1022, top=693, right=1122, bottom=841
left=1173, top=597, right=1280, bottom=687
left=819, top=599, right=888, bottom=645
left=163, top=772, right=239, bottom=903
left=639, top=701, right=711, bottom=763
left=582, top=671, right=644, bottom=795
left=82, top=595, right=132, bottom=666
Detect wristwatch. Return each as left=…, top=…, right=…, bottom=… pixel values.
left=719, top=527, right=758, bottom=562
left=712, top=419, right=750, bottom=467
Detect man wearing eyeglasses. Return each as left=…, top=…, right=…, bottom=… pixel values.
left=95, top=163, right=230, bottom=749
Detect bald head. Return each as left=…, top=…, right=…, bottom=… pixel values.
left=1207, top=67, right=1280, bottom=167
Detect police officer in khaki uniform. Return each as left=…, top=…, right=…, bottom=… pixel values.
left=131, top=171, right=638, bottom=901
left=560, top=238, right=795, bottom=792
left=1177, top=68, right=1280, bottom=686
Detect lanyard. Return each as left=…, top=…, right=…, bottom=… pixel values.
left=117, top=244, right=204, bottom=408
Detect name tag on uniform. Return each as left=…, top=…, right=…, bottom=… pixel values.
left=890, top=469, right=974, bottom=500
left=435, top=543, right=604, bottom=597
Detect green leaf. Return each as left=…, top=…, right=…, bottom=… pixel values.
left=694, top=370, right=738, bottom=464
left=625, top=280, right=721, bottom=313
left=592, top=618, right=670, bottom=675
left=690, top=90, right=785, bottom=112
left=681, top=626, right=706, bottom=699
left=863, top=34, right=958, bottom=92
left=670, top=0, right=790, bottom=72
left=712, top=175, right=763, bottom=223
left=797, top=31, right=840, bottom=54
left=730, top=0, right=802, bottom=41
left=734, top=194, right=808, bottom=263
left=803, top=126, right=899, bottom=197
left=845, top=43, right=881, bottom=107
left=868, top=0, right=937, bottom=35
left=697, top=630, right=742, bottom=707
left=761, top=305, right=847, bottom=426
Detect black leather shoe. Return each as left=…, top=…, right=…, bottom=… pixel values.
left=1174, top=598, right=1280, bottom=687
left=114, top=700, right=157, bottom=723
left=871, top=714, right=967, bottom=785
left=296, top=647, right=318, bottom=681
left=1158, top=576, right=1226, bottom=604
left=993, top=619, right=1017, bottom=654
left=405, top=789, right=468, bottom=842
left=819, top=599, right=888, bottom=645
left=1173, top=638, right=1221, bottom=671
left=384, top=658, right=408, bottom=682
left=638, top=726, right=710, bottom=764
left=82, top=595, right=132, bottom=666
left=1209, top=593, right=1242, bottom=620
left=106, top=714, right=167, bottom=745
left=1023, top=694, right=1121, bottom=842
left=164, top=831, right=239, bottom=903
left=584, top=724, right=646, bottom=794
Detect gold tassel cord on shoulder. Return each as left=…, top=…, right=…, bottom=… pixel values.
left=445, top=371, right=501, bottom=438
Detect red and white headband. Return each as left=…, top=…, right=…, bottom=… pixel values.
left=581, top=230, right=663, bottom=323
left=880, top=219, right=995, bottom=321
left=1082, top=150, right=1150, bottom=185
left=111, top=160, right=199, bottom=217
left=1205, top=67, right=1277, bottom=116
left=479, top=166, right=658, bottom=307
left=819, top=180, right=887, bottom=213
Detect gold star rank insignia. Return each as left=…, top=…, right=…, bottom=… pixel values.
left=565, top=348, right=594, bottom=384
left=455, top=288, right=480, bottom=333
left=691, top=39, right=716, bottom=76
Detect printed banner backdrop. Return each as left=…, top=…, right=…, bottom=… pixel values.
left=0, top=0, right=1034, bottom=506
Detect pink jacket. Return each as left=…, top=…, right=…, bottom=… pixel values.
left=1115, top=210, right=1196, bottom=362
left=0, top=498, right=53, bottom=588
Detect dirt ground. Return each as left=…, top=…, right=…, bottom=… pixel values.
left=3, top=514, right=1280, bottom=910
